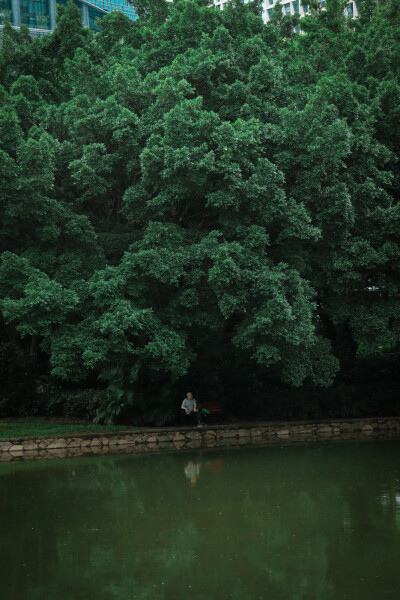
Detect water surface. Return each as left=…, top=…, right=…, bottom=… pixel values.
left=1, top=441, right=400, bottom=599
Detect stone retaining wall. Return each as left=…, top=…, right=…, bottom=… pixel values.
left=1, top=417, right=400, bottom=463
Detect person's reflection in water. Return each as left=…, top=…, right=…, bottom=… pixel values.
left=184, top=461, right=201, bottom=485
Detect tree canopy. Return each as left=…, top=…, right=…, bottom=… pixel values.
left=1, top=0, right=400, bottom=422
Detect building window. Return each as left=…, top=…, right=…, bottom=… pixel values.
left=88, top=6, right=103, bottom=31
left=302, top=3, right=308, bottom=12
left=347, top=2, right=353, bottom=16
left=87, top=0, right=137, bottom=20
left=293, top=0, right=299, bottom=12
left=269, top=0, right=273, bottom=4
left=19, top=0, right=50, bottom=29
left=284, top=2, right=291, bottom=14
left=267, top=7, right=273, bottom=17
left=0, top=0, right=12, bottom=24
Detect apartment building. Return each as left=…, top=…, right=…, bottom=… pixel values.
left=86, top=0, right=136, bottom=22
left=0, top=0, right=362, bottom=41
left=213, top=0, right=362, bottom=22
left=0, top=0, right=136, bottom=38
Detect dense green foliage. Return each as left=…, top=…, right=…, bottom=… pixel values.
left=1, top=0, right=400, bottom=423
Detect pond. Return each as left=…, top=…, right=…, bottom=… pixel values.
left=1, top=440, right=400, bottom=599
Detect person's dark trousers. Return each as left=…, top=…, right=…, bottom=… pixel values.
left=180, top=409, right=201, bottom=426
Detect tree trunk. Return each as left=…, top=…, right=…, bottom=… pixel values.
left=2, top=318, right=25, bottom=355
left=30, top=334, right=39, bottom=356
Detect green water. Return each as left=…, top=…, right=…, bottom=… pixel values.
left=1, top=441, right=400, bottom=600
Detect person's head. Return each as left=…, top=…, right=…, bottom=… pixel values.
left=187, top=392, right=193, bottom=400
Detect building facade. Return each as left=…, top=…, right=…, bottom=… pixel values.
left=89, top=0, right=136, bottom=22
left=213, top=0, right=362, bottom=22
left=0, top=0, right=109, bottom=35
left=0, top=0, right=362, bottom=41
left=0, top=0, right=136, bottom=38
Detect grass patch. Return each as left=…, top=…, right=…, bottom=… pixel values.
left=0, top=418, right=139, bottom=439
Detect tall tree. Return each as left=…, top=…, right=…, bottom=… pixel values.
left=1, top=0, right=399, bottom=418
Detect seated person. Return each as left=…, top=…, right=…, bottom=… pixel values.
left=181, top=392, right=204, bottom=427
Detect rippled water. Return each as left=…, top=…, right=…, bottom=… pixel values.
left=1, top=441, right=400, bottom=599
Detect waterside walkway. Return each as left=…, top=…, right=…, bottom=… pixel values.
left=1, top=417, right=400, bottom=463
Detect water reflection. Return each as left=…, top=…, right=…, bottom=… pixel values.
left=184, top=461, right=201, bottom=485
left=183, top=455, right=225, bottom=485
left=0, top=442, right=399, bottom=599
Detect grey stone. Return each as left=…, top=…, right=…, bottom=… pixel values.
left=116, top=437, right=132, bottom=445
left=23, top=450, right=39, bottom=458
left=361, top=424, right=373, bottom=432
left=292, top=425, right=313, bottom=433
left=173, top=440, right=185, bottom=449
left=157, top=441, right=173, bottom=450
left=108, top=437, right=120, bottom=446
left=47, top=439, right=67, bottom=449
left=133, top=435, right=146, bottom=445
left=340, top=423, right=356, bottom=431
left=237, top=429, right=251, bottom=438
left=9, top=445, right=24, bottom=452
left=220, top=429, right=237, bottom=439
left=0, top=441, right=12, bottom=451
left=66, top=438, right=81, bottom=448
left=186, top=431, right=201, bottom=441
left=146, top=442, right=159, bottom=452
left=10, top=452, right=24, bottom=459
left=186, top=439, right=202, bottom=449
left=71, top=448, right=83, bottom=457
left=47, top=448, right=67, bottom=458
left=204, top=439, right=216, bottom=447
left=250, top=429, right=264, bottom=437
left=0, top=453, right=14, bottom=462
left=144, top=435, right=158, bottom=444
left=262, top=430, right=277, bottom=438
left=1, top=418, right=397, bottom=462
left=277, top=430, right=290, bottom=437
left=219, top=437, right=238, bottom=447
left=156, top=435, right=170, bottom=443
left=80, top=439, right=92, bottom=447
left=22, top=441, right=38, bottom=451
